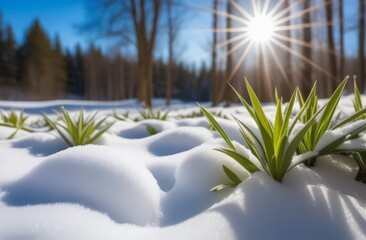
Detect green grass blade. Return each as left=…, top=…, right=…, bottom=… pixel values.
left=332, top=108, right=366, bottom=129
left=54, top=123, right=73, bottom=146
left=354, top=79, right=363, bottom=111
left=315, top=77, right=348, bottom=142
left=210, top=183, right=238, bottom=192
left=234, top=117, right=267, bottom=166
left=289, top=82, right=318, bottom=133
left=319, top=122, right=366, bottom=154
left=229, top=83, right=256, bottom=120
left=216, top=148, right=259, bottom=173
left=222, top=165, right=242, bottom=185
left=274, top=98, right=283, bottom=149
left=285, top=117, right=317, bottom=170
left=88, top=123, right=114, bottom=144
left=146, top=124, right=158, bottom=135
left=245, top=80, right=273, bottom=137
left=7, top=128, right=19, bottom=139
left=281, top=90, right=297, bottom=137
left=199, top=104, right=235, bottom=151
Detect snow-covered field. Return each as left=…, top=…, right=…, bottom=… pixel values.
left=0, top=97, right=365, bottom=240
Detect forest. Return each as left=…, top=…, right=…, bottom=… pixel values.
left=0, top=0, right=365, bottom=107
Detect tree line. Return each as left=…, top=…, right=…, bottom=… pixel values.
left=0, top=0, right=365, bottom=107
left=0, top=15, right=213, bottom=102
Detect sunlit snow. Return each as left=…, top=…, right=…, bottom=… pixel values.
left=0, top=97, right=365, bottom=240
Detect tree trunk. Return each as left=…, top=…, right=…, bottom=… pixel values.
left=358, top=0, right=365, bottom=92
left=301, top=0, right=312, bottom=97
left=339, top=0, right=344, bottom=81
left=211, top=0, right=219, bottom=106
left=282, top=0, right=292, bottom=100
left=325, top=0, right=337, bottom=94
left=223, top=0, right=233, bottom=105
left=166, top=0, right=173, bottom=105
left=131, top=0, right=161, bottom=108
left=137, top=55, right=153, bottom=107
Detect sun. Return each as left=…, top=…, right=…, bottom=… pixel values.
left=248, top=14, right=275, bottom=43
left=210, top=0, right=333, bottom=89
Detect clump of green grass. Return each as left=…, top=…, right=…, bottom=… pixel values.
left=353, top=79, right=366, bottom=119
left=0, top=110, right=32, bottom=139
left=177, top=110, right=227, bottom=119
left=351, top=80, right=366, bottom=183
left=44, top=107, right=115, bottom=147
left=112, top=111, right=131, bottom=121
left=200, top=80, right=320, bottom=190
left=137, top=108, right=169, bottom=121
left=295, top=78, right=366, bottom=167
left=200, top=79, right=366, bottom=190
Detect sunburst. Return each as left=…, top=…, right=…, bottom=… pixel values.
left=203, top=0, right=337, bottom=101
left=247, top=13, right=275, bottom=43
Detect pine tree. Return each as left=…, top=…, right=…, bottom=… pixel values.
left=84, top=44, right=108, bottom=99
left=110, top=54, right=125, bottom=100
left=4, top=25, right=17, bottom=84
left=52, top=35, right=67, bottom=97
left=21, top=19, right=55, bottom=99
left=75, top=44, right=85, bottom=96
left=0, top=13, right=5, bottom=84
left=0, top=15, right=16, bottom=85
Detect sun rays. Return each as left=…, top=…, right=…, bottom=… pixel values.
left=209, top=0, right=335, bottom=88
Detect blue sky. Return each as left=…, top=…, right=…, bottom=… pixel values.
left=0, top=0, right=361, bottom=65
left=0, top=0, right=87, bottom=49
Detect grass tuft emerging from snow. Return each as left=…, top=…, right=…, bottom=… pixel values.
left=200, top=77, right=366, bottom=189
left=0, top=110, right=32, bottom=139
left=43, top=107, right=115, bottom=146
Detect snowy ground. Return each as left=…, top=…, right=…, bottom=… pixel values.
left=0, top=96, right=365, bottom=240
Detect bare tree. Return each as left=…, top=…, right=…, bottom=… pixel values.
left=211, top=0, right=219, bottom=106
left=131, top=0, right=162, bottom=107
left=358, top=0, right=365, bottom=92
left=82, top=0, right=162, bottom=107
left=325, top=0, right=337, bottom=94
left=301, top=0, right=312, bottom=97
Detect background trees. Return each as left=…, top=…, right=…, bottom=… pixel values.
left=0, top=0, right=365, bottom=102
left=19, top=20, right=67, bottom=99
left=80, top=0, right=162, bottom=107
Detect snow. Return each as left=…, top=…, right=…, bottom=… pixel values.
left=315, top=119, right=366, bottom=151
left=0, top=98, right=365, bottom=240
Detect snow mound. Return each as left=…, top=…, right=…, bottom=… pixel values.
left=207, top=166, right=366, bottom=240
left=0, top=126, right=30, bottom=140
left=147, top=127, right=214, bottom=156
left=10, top=132, right=67, bottom=156
left=161, top=143, right=249, bottom=225
left=3, top=145, right=163, bottom=226
left=116, top=120, right=176, bottom=139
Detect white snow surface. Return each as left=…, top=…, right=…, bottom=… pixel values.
left=0, top=98, right=365, bottom=240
